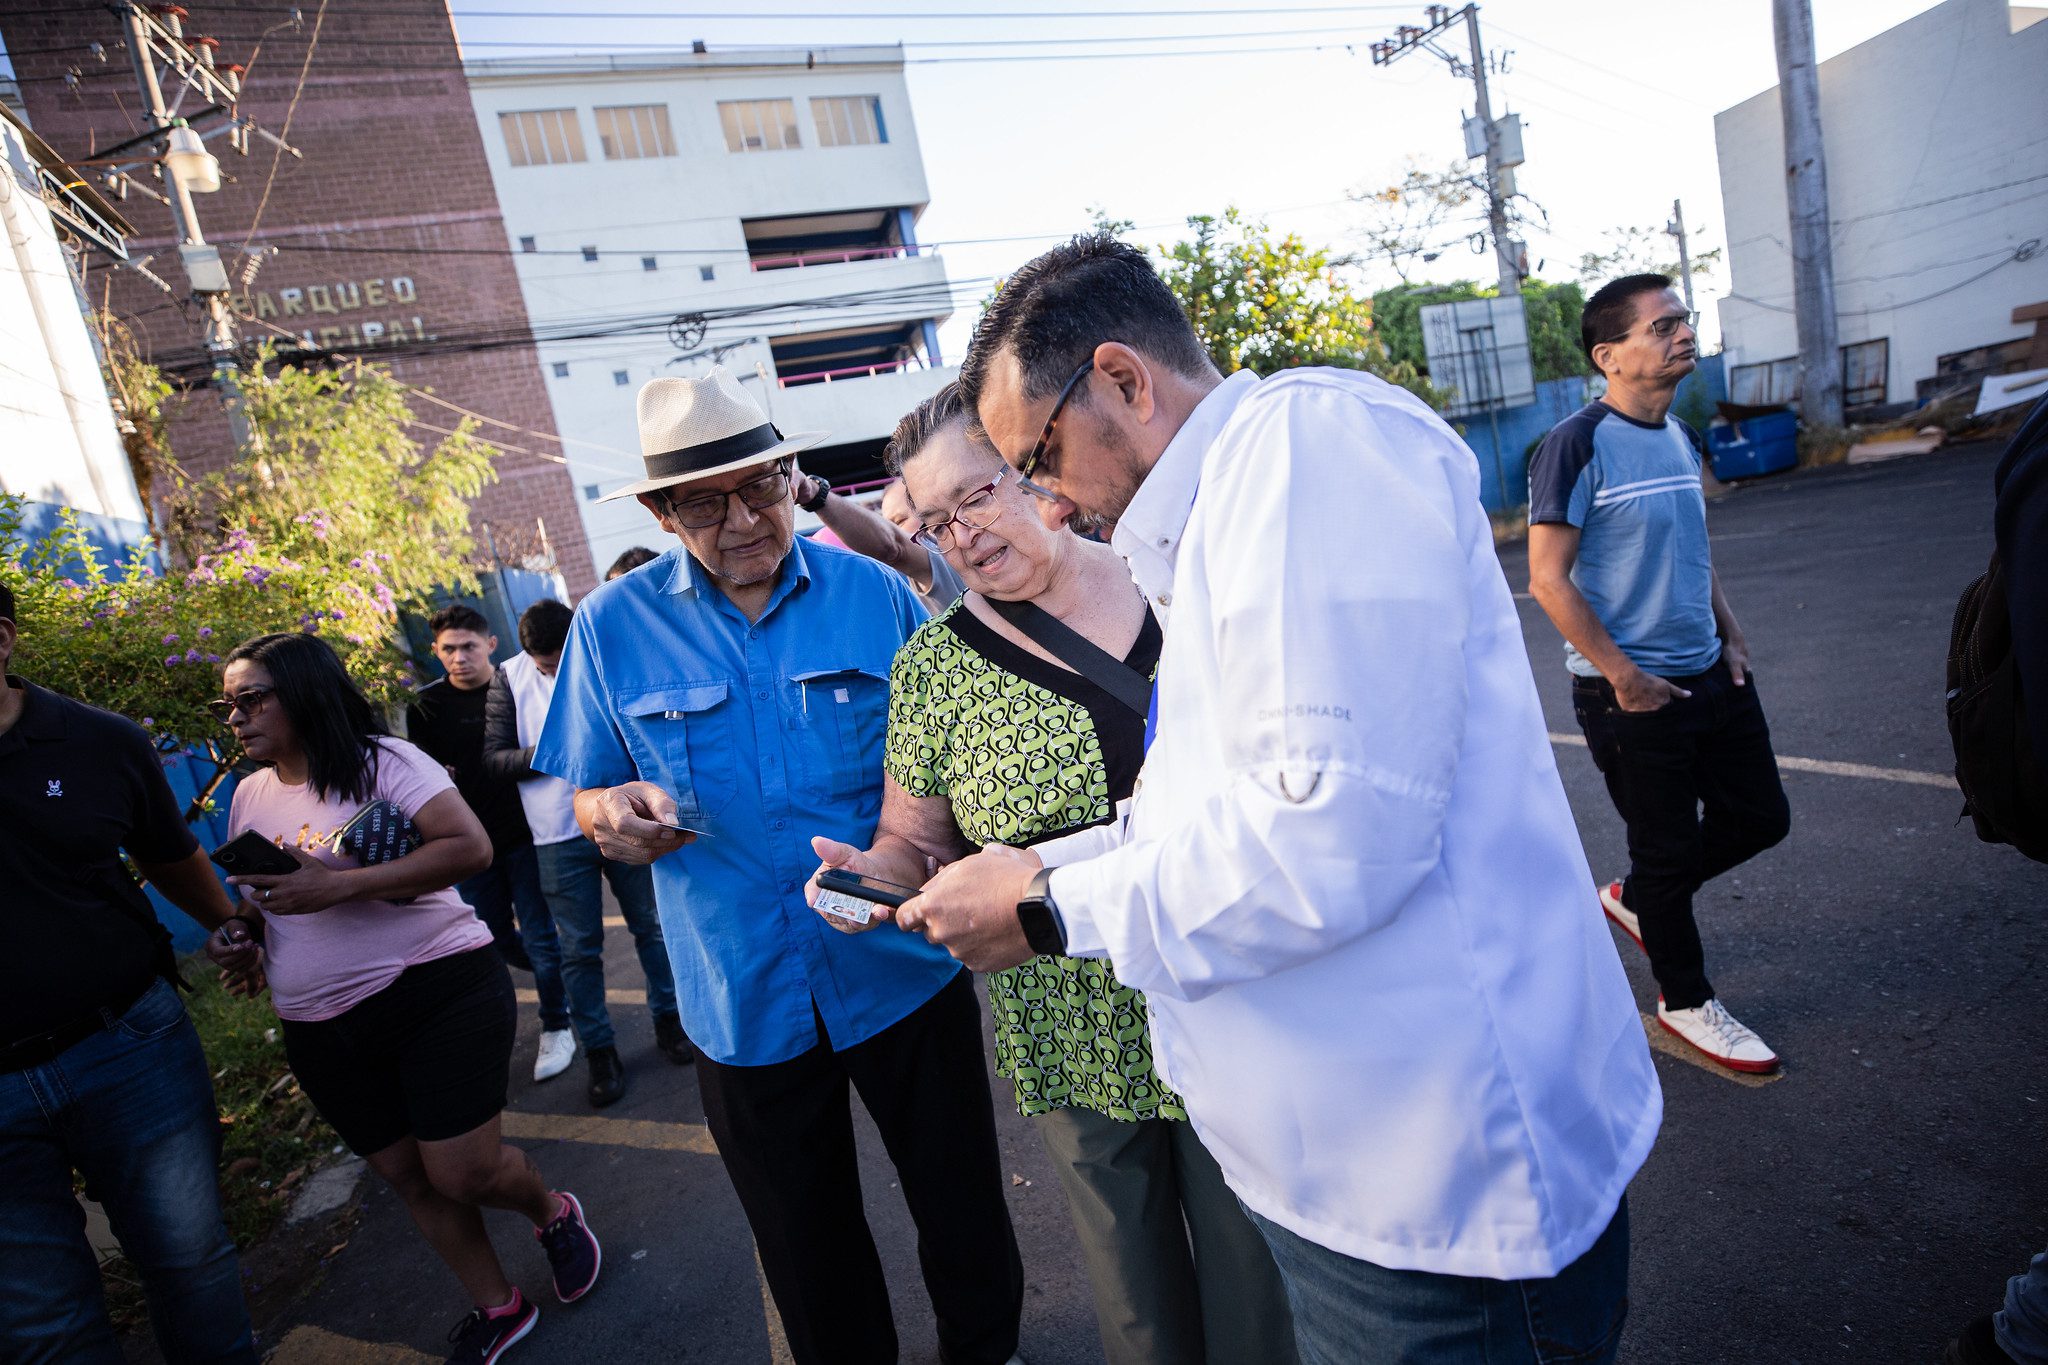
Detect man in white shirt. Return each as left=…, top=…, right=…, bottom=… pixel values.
left=484, top=599, right=691, bottom=1109
left=897, top=235, right=1662, bottom=1363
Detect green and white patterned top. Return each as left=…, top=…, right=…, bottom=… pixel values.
left=884, top=600, right=1183, bottom=1123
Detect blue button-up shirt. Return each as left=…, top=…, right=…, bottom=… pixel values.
left=534, top=538, right=960, bottom=1066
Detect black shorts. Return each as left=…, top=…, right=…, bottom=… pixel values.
left=281, top=946, right=516, bottom=1156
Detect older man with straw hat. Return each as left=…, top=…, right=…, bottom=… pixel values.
left=534, top=369, right=1025, bottom=1365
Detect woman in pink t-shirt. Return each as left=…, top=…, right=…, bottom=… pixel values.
left=215, top=632, right=600, bottom=1361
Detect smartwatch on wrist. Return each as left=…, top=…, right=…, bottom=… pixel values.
left=1015, top=865, right=1067, bottom=957
left=798, top=475, right=833, bottom=513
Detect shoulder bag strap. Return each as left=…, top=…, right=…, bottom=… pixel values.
left=985, top=596, right=1154, bottom=719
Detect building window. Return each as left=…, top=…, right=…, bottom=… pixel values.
left=595, top=103, right=677, bottom=160
left=700, top=264, right=715, bottom=281
left=518, top=235, right=537, bottom=253
left=718, top=99, right=801, bottom=153
left=613, top=370, right=630, bottom=386
left=811, top=95, right=886, bottom=148
left=583, top=483, right=601, bottom=500
left=552, top=361, right=570, bottom=378
left=582, top=245, right=599, bottom=262
left=1841, top=338, right=1890, bottom=409
left=498, top=109, right=586, bottom=167
left=642, top=256, right=658, bottom=272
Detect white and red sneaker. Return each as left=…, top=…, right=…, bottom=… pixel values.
left=1656, top=997, right=1780, bottom=1074
left=1599, top=880, right=1644, bottom=952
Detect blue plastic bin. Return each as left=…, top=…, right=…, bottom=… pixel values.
left=1706, top=410, right=1798, bottom=481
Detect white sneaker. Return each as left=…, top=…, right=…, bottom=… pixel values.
left=1599, top=879, right=1644, bottom=952
left=534, top=1029, right=577, bottom=1082
left=1656, top=997, right=1779, bottom=1074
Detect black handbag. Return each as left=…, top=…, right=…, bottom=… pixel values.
left=334, top=799, right=423, bottom=866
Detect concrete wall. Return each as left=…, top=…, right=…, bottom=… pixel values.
left=0, top=118, right=143, bottom=524
left=1713, top=0, right=2048, bottom=405
left=467, top=48, right=955, bottom=574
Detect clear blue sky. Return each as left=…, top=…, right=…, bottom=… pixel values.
left=4, top=1, right=1943, bottom=357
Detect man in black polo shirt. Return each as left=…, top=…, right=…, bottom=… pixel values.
left=0, top=582, right=258, bottom=1362
left=407, top=603, right=575, bottom=1082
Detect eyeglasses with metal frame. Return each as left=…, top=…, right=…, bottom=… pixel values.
left=914, top=467, right=1019, bottom=551
left=661, top=460, right=794, bottom=529
left=1622, top=310, right=1699, bottom=343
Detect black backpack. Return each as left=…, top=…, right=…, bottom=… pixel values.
left=1945, top=547, right=2048, bottom=862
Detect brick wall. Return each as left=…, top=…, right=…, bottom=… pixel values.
left=4, top=0, right=598, bottom=595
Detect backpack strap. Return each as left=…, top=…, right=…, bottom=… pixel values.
left=984, top=597, right=1154, bottom=719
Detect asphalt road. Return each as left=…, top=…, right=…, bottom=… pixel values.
left=260, top=441, right=2047, bottom=1365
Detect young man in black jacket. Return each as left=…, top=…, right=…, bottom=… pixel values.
left=484, top=600, right=692, bottom=1107
left=407, top=604, right=576, bottom=1083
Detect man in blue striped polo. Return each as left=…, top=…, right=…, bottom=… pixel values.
left=1526, top=273, right=1791, bottom=1074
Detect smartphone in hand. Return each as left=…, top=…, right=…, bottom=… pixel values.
left=814, top=867, right=920, bottom=926
left=209, top=831, right=301, bottom=878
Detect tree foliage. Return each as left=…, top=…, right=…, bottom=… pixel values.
left=1, top=347, right=503, bottom=805
left=1155, top=208, right=1442, bottom=404
left=1350, top=160, right=1485, bottom=284
left=173, top=348, right=497, bottom=608
left=1574, top=223, right=1722, bottom=286
left=1370, top=278, right=1594, bottom=386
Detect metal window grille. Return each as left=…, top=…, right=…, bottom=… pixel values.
left=718, top=99, right=801, bottom=153
left=810, top=96, right=885, bottom=147
left=552, top=362, right=569, bottom=377
left=498, top=109, right=586, bottom=167
left=595, top=104, right=677, bottom=160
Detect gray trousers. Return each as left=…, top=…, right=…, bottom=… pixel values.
left=1035, top=1105, right=1297, bottom=1365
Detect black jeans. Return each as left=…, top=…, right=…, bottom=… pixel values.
left=693, top=970, right=1023, bottom=1365
left=1572, top=658, right=1792, bottom=1010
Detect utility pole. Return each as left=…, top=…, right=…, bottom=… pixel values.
left=110, top=2, right=271, bottom=450
left=1667, top=198, right=1695, bottom=313
left=1771, top=0, right=1844, bottom=427
left=1462, top=7, right=1519, bottom=296
left=1372, top=5, right=1523, bottom=296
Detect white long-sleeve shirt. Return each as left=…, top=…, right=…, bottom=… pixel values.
left=1039, top=367, right=1662, bottom=1280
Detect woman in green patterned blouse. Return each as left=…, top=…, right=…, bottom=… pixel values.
left=809, top=384, right=1294, bottom=1365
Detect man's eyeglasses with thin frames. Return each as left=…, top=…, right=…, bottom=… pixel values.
left=1016, top=359, right=1096, bottom=492
left=661, top=461, right=793, bottom=530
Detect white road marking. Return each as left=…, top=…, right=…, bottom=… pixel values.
left=517, top=987, right=645, bottom=1005
left=499, top=1109, right=718, bottom=1156
left=1549, top=732, right=1955, bottom=789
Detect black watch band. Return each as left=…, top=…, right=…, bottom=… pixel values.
left=798, top=476, right=833, bottom=513
left=1016, top=866, right=1067, bottom=957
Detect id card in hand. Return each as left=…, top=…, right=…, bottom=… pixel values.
left=813, top=888, right=875, bottom=926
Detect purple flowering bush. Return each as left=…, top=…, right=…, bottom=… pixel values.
left=1, top=495, right=413, bottom=758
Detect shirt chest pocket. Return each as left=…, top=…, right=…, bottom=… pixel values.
left=789, top=664, right=890, bottom=802
left=618, top=682, right=739, bottom=820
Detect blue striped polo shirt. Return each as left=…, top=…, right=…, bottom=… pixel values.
left=1527, top=400, right=1721, bottom=679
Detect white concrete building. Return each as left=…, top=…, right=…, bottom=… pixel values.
left=0, top=102, right=146, bottom=530
left=466, top=45, right=957, bottom=571
left=1713, top=0, right=2048, bottom=412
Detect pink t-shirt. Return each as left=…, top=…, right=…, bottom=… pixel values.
left=228, top=736, right=493, bottom=1022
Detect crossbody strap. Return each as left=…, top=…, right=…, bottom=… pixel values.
left=986, top=597, right=1154, bottom=719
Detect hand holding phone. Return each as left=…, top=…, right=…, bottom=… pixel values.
left=209, top=831, right=302, bottom=878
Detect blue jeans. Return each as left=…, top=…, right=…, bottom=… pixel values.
left=536, top=837, right=678, bottom=1050
left=0, top=978, right=256, bottom=1364
left=2001, top=1244, right=2048, bottom=1363
left=458, top=842, right=568, bottom=1033
left=1244, top=1196, right=1630, bottom=1365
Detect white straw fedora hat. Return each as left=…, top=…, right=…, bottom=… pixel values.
left=598, top=367, right=827, bottom=503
